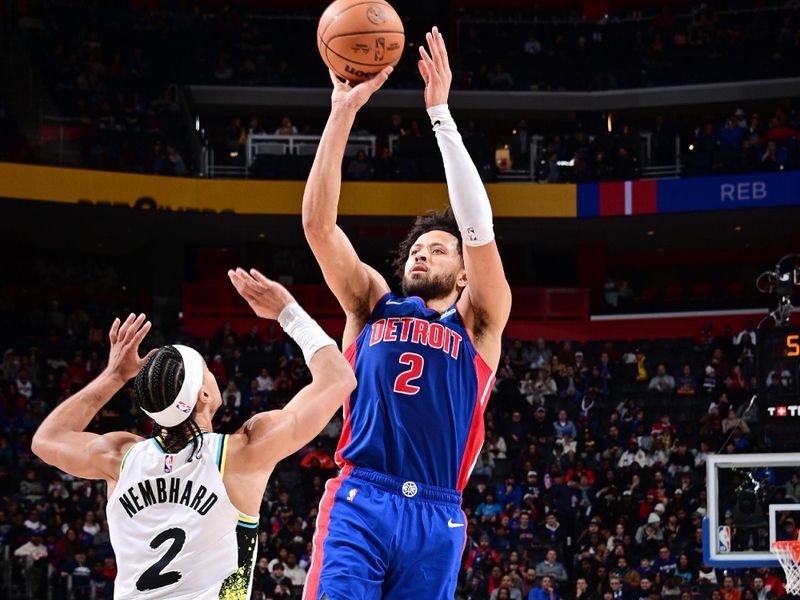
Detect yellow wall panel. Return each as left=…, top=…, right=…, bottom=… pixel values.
left=0, top=163, right=576, bottom=218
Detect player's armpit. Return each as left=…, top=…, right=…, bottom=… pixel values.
left=459, top=241, right=512, bottom=328
left=34, top=430, right=141, bottom=481
left=303, top=223, right=389, bottom=319
left=236, top=349, right=355, bottom=469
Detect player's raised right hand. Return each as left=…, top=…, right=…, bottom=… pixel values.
left=329, top=66, right=392, bottom=112
left=107, top=313, right=153, bottom=383
left=228, top=268, right=295, bottom=321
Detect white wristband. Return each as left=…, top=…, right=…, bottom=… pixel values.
left=277, top=302, right=336, bottom=364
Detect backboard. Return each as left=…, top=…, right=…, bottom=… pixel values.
left=705, top=453, right=800, bottom=568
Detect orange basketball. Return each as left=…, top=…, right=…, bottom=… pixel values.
left=317, top=0, right=405, bottom=83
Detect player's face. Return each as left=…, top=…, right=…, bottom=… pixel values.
left=200, top=362, right=223, bottom=415
left=401, top=230, right=466, bottom=301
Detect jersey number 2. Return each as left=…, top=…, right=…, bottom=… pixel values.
left=136, top=527, right=186, bottom=591
left=393, top=352, right=424, bottom=395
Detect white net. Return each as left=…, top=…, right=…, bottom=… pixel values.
left=772, top=542, right=800, bottom=596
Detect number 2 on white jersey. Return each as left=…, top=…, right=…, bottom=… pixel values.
left=393, top=352, right=425, bottom=395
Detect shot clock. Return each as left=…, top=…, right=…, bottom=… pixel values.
left=758, top=326, right=800, bottom=449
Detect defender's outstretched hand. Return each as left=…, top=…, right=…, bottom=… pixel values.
left=228, top=267, right=295, bottom=321
left=329, top=66, right=393, bottom=112
left=418, top=25, right=452, bottom=108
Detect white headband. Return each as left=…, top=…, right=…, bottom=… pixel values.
left=142, top=345, right=204, bottom=427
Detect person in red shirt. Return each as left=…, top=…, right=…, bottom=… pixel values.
left=299, top=441, right=335, bottom=470
left=465, top=535, right=501, bottom=578
left=721, top=575, right=742, bottom=600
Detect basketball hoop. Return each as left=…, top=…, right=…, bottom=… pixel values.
left=772, top=541, right=800, bottom=595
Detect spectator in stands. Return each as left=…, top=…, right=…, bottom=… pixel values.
left=553, top=410, right=577, bottom=439
left=648, top=363, right=675, bottom=393
left=635, top=513, right=664, bottom=549
left=619, top=438, right=649, bottom=468
left=530, top=339, right=552, bottom=369
left=248, top=116, right=265, bottom=136
left=734, top=320, right=757, bottom=346
left=345, top=149, right=372, bottom=180
left=275, top=116, right=298, bottom=136
left=524, top=35, right=542, bottom=57
left=491, top=574, right=523, bottom=600
left=477, top=493, right=504, bottom=524
left=536, top=550, right=568, bottom=586
left=299, top=440, right=335, bottom=470
left=165, top=145, right=189, bottom=176
left=529, top=574, right=559, bottom=600
left=676, top=364, right=697, bottom=397
left=722, top=575, right=742, bottom=600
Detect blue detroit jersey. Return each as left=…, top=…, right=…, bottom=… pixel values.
left=337, top=292, right=495, bottom=491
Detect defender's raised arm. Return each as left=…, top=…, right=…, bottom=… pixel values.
left=227, top=268, right=356, bottom=466
left=31, top=314, right=151, bottom=480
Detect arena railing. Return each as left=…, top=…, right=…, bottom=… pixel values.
left=188, top=77, right=800, bottom=113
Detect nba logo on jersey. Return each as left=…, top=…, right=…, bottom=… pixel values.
left=718, top=525, right=731, bottom=552
left=466, top=226, right=477, bottom=242
left=175, top=400, right=193, bottom=413
left=163, top=455, right=174, bottom=473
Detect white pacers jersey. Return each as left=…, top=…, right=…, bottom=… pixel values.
left=107, top=433, right=259, bottom=600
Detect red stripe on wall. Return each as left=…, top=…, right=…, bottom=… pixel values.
left=599, top=182, right=625, bottom=216
left=634, top=180, right=658, bottom=214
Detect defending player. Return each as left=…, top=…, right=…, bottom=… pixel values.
left=32, top=269, right=355, bottom=600
left=301, top=26, right=512, bottom=600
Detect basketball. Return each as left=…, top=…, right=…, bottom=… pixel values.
left=317, top=0, right=405, bottom=83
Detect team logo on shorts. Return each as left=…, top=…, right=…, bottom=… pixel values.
left=164, top=455, right=174, bottom=473
left=466, top=227, right=478, bottom=242
left=347, top=488, right=359, bottom=502
left=175, top=400, right=193, bottom=413
left=402, top=481, right=418, bottom=498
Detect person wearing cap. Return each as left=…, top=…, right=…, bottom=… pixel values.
left=31, top=269, right=356, bottom=599
left=524, top=469, right=543, bottom=501
left=635, top=512, right=665, bottom=548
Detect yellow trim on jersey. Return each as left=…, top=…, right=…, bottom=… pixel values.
left=237, top=513, right=259, bottom=525
left=219, top=434, right=230, bottom=478
left=118, top=445, right=136, bottom=477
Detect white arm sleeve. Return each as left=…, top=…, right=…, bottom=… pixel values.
left=428, top=104, right=495, bottom=247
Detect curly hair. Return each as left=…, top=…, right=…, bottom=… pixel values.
left=392, top=208, right=462, bottom=283
left=134, top=345, right=204, bottom=458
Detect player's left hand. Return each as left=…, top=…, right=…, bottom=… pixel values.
left=107, top=313, right=153, bottom=383
left=418, top=25, right=452, bottom=108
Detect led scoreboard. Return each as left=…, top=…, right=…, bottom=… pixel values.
left=758, top=326, right=800, bottom=449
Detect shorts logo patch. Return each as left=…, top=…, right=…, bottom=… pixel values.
left=401, top=481, right=418, bottom=498
left=347, top=488, right=359, bottom=502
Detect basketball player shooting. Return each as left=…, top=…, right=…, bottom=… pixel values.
left=32, top=269, right=355, bottom=600
left=301, top=26, right=512, bottom=600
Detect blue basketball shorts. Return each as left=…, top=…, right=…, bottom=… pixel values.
left=303, top=465, right=467, bottom=600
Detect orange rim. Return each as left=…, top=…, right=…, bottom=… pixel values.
left=772, top=540, right=800, bottom=564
